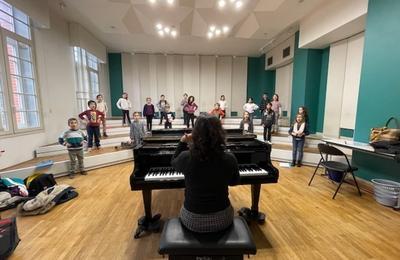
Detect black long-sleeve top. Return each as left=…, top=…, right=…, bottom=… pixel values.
left=171, top=142, right=240, bottom=214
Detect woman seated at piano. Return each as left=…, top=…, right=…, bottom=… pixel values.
left=171, top=115, right=240, bottom=233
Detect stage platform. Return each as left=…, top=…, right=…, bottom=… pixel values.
left=0, top=118, right=327, bottom=179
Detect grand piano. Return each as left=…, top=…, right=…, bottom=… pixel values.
left=130, top=128, right=279, bottom=238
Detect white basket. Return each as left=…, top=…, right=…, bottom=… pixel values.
left=371, top=179, right=400, bottom=208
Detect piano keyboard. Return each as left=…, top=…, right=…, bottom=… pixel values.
left=144, top=164, right=268, bottom=181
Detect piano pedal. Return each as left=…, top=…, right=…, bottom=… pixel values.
left=238, top=207, right=266, bottom=224
left=134, top=214, right=162, bottom=239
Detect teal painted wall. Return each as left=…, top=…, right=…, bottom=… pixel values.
left=108, top=53, right=123, bottom=116
left=353, top=0, right=400, bottom=181
left=291, top=32, right=325, bottom=133
left=316, top=47, right=329, bottom=133
left=247, top=55, right=275, bottom=117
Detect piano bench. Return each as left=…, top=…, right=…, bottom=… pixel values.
left=159, top=217, right=257, bottom=260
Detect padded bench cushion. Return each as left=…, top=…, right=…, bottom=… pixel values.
left=159, top=216, right=256, bottom=256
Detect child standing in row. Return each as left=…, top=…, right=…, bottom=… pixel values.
left=289, top=114, right=309, bottom=167
left=163, top=105, right=175, bottom=129
left=271, top=94, right=281, bottom=133
left=243, top=97, right=259, bottom=122
left=181, top=93, right=188, bottom=125
left=96, top=94, right=108, bottom=137
left=218, top=95, right=228, bottom=118
left=158, top=95, right=168, bottom=125
left=116, top=92, right=132, bottom=126
left=143, top=97, right=155, bottom=132
left=209, top=103, right=225, bottom=119
left=240, top=111, right=254, bottom=134
left=129, top=112, right=146, bottom=148
left=59, top=118, right=87, bottom=178
left=262, top=102, right=275, bottom=143
left=184, top=96, right=198, bottom=128
left=79, top=100, right=104, bottom=151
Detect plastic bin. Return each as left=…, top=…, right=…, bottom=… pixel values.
left=327, top=170, right=344, bottom=183
left=371, top=179, right=400, bottom=208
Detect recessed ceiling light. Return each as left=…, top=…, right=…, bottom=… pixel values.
left=223, top=26, right=230, bottom=33
left=207, top=32, right=214, bottom=39
left=158, top=30, right=165, bottom=37
left=156, top=23, right=163, bottom=30
left=164, top=27, right=170, bottom=34
left=218, top=0, right=226, bottom=8
left=171, top=30, right=177, bottom=37
left=167, top=0, right=174, bottom=5
left=229, top=0, right=236, bottom=3
left=235, top=0, right=243, bottom=9
left=148, top=0, right=156, bottom=4
left=215, top=29, right=221, bottom=36
left=210, top=25, right=216, bottom=32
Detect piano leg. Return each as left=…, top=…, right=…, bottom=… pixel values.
left=133, top=189, right=162, bottom=239
left=238, top=184, right=266, bottom=224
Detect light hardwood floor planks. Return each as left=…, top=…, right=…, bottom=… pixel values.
left=2, top=162, right=400, bottom=259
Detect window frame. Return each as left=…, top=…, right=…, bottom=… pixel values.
left=0, top=12, right=43, bottom=136
left=73, top=46, right=101, bottom=112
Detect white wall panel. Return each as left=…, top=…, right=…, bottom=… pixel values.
left=131, top=55, right=142, bottom=112
left=166, top=55, right=176, bottom=112
left=121, top=54, right=247, bottom=117
left=323, top=40, right=348, bottom=137
left=200, top=56, right=216, bottom=113
left=149, top=55, right=158, bottom=108
left=174, top=56, right=184, bottom=118
left=137, top=54, right=151, bottom=109
left=231, top=57, right=247, bottom=115
left=216, top=57, right=232, bottom=114
left=275, top=63, right=293, bottom=120
left=183, top=56, right=200, bottom=105
left=340, top=33, right=364, bottom=129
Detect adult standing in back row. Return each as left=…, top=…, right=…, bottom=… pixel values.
left=116, top=92, right=132, bottom=126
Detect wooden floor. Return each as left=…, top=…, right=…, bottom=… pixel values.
left=2, top=162, right=400, bottom=259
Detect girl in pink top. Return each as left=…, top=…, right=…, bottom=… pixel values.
left=271, top=94, right=282, bottom=133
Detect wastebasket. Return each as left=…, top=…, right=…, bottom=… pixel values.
left=371, top=179, right=400, bottom=208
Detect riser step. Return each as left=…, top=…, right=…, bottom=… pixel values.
left=0, top=150, right=133, bottom=179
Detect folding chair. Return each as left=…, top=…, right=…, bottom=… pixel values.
left=308, top=143, right=362, bottom=199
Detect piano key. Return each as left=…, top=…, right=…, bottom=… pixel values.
left=144, top=164, right=268, bottom=181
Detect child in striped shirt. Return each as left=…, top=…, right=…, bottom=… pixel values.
left=59, top=118, right=87, bottom=178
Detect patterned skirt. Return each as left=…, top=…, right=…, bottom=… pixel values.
left=180, top=205, right=234, bottom=233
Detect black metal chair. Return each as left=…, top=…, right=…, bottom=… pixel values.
left=308, top=143, right=362, bottom=199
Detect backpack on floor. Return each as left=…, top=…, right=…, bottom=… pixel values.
left=24, top=173, right=57, bottom=197
left=0, top=217, right=20, bottom=259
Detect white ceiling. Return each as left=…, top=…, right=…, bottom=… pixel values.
left=51, top=0, right=329, bottom=56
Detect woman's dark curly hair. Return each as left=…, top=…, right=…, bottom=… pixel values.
left=190, top=115, right=226, bottom=161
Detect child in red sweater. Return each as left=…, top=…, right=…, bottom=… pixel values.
left=79, top=100, right=104, bottom=150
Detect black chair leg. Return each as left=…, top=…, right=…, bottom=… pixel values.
left=351, top=171, right=362, bottom=196
left=308, top=160, right=321, bottom=186
left=332, top=172, right=347, bottom=199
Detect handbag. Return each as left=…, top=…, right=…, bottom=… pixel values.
left=369, top=117, right=400, bottom=143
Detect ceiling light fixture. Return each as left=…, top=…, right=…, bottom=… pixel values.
left=171, top=30, right=177, bottom=38
left=148, top=0, right=175, bottom=5
left=207, top=25, right=230, bottom=39
left=155, top=23, right=178, bottom=38
left=223, top=26, right=230, bottom=33
left=218, top=0, right=245, bottom=10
